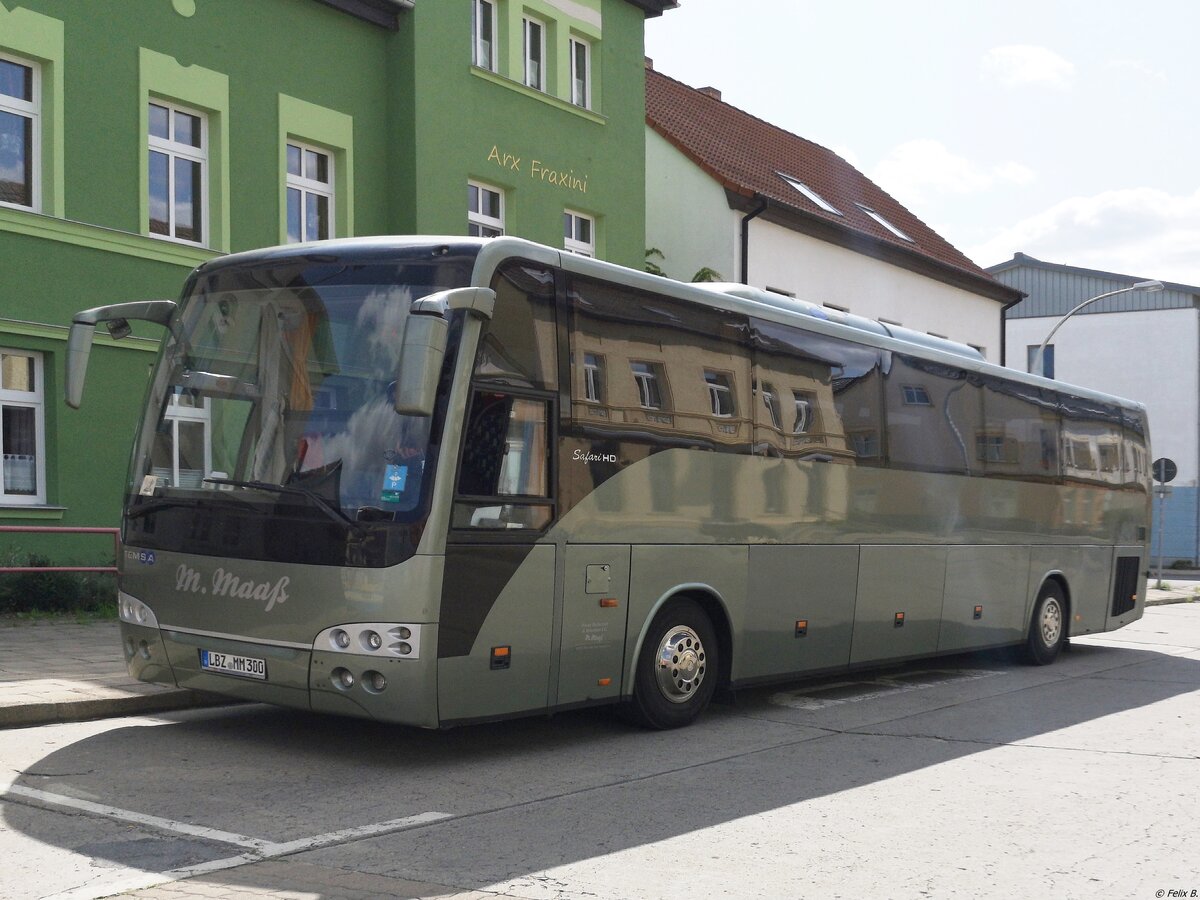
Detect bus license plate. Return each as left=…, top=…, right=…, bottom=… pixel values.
left=200, top=649, right=267, bottom=680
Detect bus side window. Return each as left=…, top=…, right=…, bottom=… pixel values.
left=453, top=391, right=552, bottom=530
left=478, top=261, right=557, bottom=390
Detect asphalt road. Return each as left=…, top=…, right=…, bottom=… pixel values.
left=2, top=605, right=1198, bottom=900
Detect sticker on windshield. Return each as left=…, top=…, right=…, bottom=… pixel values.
left=381, top=464, right=408, bottom=503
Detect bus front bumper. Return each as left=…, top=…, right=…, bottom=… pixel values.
left=118, top=616, right=440, bottom=728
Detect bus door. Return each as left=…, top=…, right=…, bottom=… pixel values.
left=437, top=260, right=561, bottom=724
left=555, top=544, right=631, bottom=707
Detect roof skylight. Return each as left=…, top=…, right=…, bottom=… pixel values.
left=857, top=204, right=913, bottom=242
left=778, top=173, right=841, bottom=215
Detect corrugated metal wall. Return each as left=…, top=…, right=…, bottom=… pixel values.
left=990, top=259, right=1197, bottom=319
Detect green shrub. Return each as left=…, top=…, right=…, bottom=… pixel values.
left=0, top=550, right=117, bottom=616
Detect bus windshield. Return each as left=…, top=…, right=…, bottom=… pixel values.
left=124, top=252, right=474, bottom=567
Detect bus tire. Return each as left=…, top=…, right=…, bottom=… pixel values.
left=1024, top=580, right=1067, bottom=665
left=626, top=598, right=718, bottom=729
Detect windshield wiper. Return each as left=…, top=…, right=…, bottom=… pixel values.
left=203, top=477, right=366, bottom=539
left=127, top=493, right=258, bottom=520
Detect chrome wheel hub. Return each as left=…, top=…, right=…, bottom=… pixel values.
left=655, top=625, right=707, bottom=703
left=1040, top=598, right=1063, bottom=646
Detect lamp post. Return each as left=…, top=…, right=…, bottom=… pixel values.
left=1028, top=279, right=1165, bottom=375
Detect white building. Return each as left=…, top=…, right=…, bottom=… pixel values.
left=991, top=252, right=1199, bottom=562
left=644, top=64, right=1021, bottom=362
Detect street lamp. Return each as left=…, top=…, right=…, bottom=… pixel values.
left=1029, top=279, right=1165, bottom=375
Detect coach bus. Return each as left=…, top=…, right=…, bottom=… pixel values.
left=66, top=236, right=1151, bottom=729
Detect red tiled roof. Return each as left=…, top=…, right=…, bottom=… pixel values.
left=646, top=66, right=1000, bottom=286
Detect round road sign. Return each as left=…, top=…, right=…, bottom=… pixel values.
left=1153, top=457, right=1177, bottom=483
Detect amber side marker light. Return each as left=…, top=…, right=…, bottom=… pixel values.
left=599, top=598, right=619, bottom=608
left=894, top=612, right=905, bottom=628
left=597, top=677, right=612, bottom=686
left=795, top=620, right=808, bottom=637
left=490, top=646, right=511, bottom=670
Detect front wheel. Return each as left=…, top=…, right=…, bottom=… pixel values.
left=1024, top=581, right=1067, bottom=665
left=626, top=598, right=718, bottom=730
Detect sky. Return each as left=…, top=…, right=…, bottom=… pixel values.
left=644, top=0, right=1200, bottom=286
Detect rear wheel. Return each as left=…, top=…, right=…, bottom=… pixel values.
left=1024, top=581, right=1067, bottom=665
left=626, top=598, right=718, bottom=729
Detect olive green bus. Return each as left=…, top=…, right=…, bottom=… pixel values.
left=67, top=236, right=1151, bottom=729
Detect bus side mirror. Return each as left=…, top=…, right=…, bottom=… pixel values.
left=66, top=300, right=177, bottom=409
left=393, top=287, right=495, bottom=417
left=393, top=314, right=448, bottom=417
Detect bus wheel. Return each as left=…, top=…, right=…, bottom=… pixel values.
left=1024, top=581, right=1067, bottom=665
left=627, top=598, right=718, bottom=729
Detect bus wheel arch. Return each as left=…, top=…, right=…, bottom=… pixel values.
left=1024, top=575, right=1070, bottom=665
left=624, top=588, right=731, bottom=729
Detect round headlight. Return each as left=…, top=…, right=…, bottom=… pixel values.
left=332, top=667, right=355, bottom=689
left=397, top=627, right=412, bottom=640
left=397, top=641, right=412, bottom=656
left=364, top=630, right=382, bottom=651
left=331, top=629, right=350, bottom=650
left=366, top=671, right=387, bottom=692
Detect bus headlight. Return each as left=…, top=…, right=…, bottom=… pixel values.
left=314, top=623, right=422, bottom=659
left=118, top=592, right=159, bottom=628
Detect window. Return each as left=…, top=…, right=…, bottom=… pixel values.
left=468, top=180, right=504, bottom=237
left=976, top=433, right=1009, bottom=464
left=631, top=362, right=665, bottom=410
left=857, top=203, right=912, bottom=242
left=792, top=391, right=818, bottom=434
left=151, top=389, right=212, bottom=488
left=778, top=173, right=841, bottom=215
left=148, top=99, right=207, bottom=244
left=453, top=393, right=552, bottom=531
left=564, top=210, right=595, bottom=256
left=1028, top=344, right=1054, bottom=379
left=0, top=53, right=37, bottom=210
left=705, top=371, right=735, bottom=417
left=0, top=349, right=44, bottom=505
left=286, top=141, right=333, bottom=243
left=472, top=0, right=497, bottom=72
left=523, top=17, right=546, bottom=91
left=901, top=384, right=932, bottom=406
left=583, top=353, right=604, bottom=403
left=760, top=381, right=782, bottom=430
left=570, top=38, right=591, bottom=108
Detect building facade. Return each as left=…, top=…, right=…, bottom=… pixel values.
left=0, top=0, right=670, bottom=559
left=644, top=65, right=1021, bottom=363
left=991, top=252, right=1199, bottom=562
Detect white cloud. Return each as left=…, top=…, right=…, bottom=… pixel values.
left=968, top=187, right=1200, bottom=285
left=871, top=139, right=1035, bottom=207
left=981, top=45, right=1075, bottom=91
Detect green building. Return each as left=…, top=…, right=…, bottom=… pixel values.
left=0, top=0, right=672, bottom=560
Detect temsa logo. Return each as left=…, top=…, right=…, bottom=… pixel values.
left=175, top=564, right=291, bottom=613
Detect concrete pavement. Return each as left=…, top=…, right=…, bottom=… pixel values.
left=1, top=587, right=1195, bottom=729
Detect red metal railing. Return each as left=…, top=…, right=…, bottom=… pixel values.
left=0, top=526, right=120, bottom=574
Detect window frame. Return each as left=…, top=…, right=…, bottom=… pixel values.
left=523, top=16, right=546, bottom=91
left=468, top=180, right=504, bottom=237
left=564, top=209, right=595, bottom=257
left=285, top=139, right=334, bottom=244
left=472, top=0, right=498, bottom=72
left=147, top=97, right=209, bottom=246
left=582, top=352, right=604, bottom=404
left=631, top=361, right=666, bottom=410
left=901, top=384, right=932, bottom=406
left=569, top=37, right=591, bottom=108
left=0, top=51, right=39, bottom=212
left=0, top=348, right=46, bottom=506
left=704, top=370, right=736, bottom=418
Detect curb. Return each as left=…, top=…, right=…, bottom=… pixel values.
left=1146, top=595, right=1196, bottom=607
left=0, top=689, right=240, bottom=730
